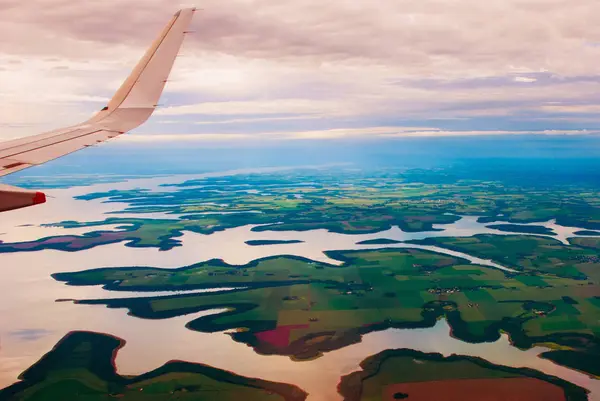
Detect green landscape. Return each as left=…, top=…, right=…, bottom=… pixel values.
left=2, top=168, right=600, bottom=253
left=0, top=331, right=307, bottom=401
left=338, top=349, right=588, bottom=401
left=3, top=167, right=600, bottom=399
left=3, top=1, right=600, bottom=396
left=56, top=240, right=600, bottom=371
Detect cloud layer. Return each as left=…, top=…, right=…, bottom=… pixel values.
left=2, top=0, right=600, bottom=141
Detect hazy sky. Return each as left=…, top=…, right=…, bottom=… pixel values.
left=1, top=0, right=600, bottom=143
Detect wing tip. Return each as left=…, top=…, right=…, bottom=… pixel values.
left=176, top=7, right=197, bottom=16
left=33, top=191, right=47, bottom=205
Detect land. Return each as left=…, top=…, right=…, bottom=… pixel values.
left=570, top=237, right=600, bottom=251
left=0, top=331, right=307, bottom=401
left=246, top=240, right=304, bottom=246
left=487, top=224, right=556, bottom=236
left=2, top=168, right=600, bottom=253
left=410, top=235, right=597, bottom=280
left=540, top=350, right=600, bottom=379
left=338, top=349, right=588, bottom=401
left=355, top=238, right=403, bottom=245
left=574, top=231, right=600, bottom=236
left=4, top=167, right=600, bottom=390
left=55, top=244, right=600, bottom=363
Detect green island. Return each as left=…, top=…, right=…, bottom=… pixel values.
left=0, top=331, right=307, bottom=401
left=409, top=235, right=598, bottom=280
left=574, top=231, right=600, bottom=237
left=338, top=349, right=588, bottom=401
left=355, top=238, right=403, bottom=245
left=55, top=242, right=600, bottom=368
left=2, top=168, right=600, bottom=253
left=246, top=240, right=304, bottom=246
left=487, top=224, right=556, bottom=236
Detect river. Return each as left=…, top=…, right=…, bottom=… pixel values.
left=0, top=172, right=598, bottom=400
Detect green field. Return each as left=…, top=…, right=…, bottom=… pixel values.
left=487, top=224, right=556, bottom=236
left=57, top=245, right=600, bottom=361
left=5, top=167, right=600, bottom=385
left=2, top=168, right=600, bottom=253
left=0, top=331, right=307, bottom=401
left=411, top=235, right=598, bottom=280
left=338, top=349, right=587, bottom=401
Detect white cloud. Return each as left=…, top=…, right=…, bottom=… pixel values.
left=192, top=115, right=326, bottom=125
left=156, top=99, right=334, bottom=116
left=514, top=76, right=537, bottom=83
left=539, top=104, right=600, bottom=114
left=118, top=127, right=600, bottom=143
left=3, top=0, right=600, bottom=141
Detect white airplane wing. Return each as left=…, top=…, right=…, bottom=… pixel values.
left=0, top=8, right=195, bottom=212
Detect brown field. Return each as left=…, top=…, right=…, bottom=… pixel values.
left=384, top=377, right=565, bottom=401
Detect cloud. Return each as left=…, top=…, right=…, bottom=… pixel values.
left=156, top=99, right=333, bottom=116
left=2, top=0, right=600, bottom=141
left=118, top=127, right=600, bottom=143
left=514, top=77, right=537, bottom=83
left=193, top=115, right=326, bottom=125
left=539, top=104, right=600, bottom=114
left=9, top=329, right=52, bottom=342
left=121, top=126, right=439, bottom=142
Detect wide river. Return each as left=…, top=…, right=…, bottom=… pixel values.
left=1, top=171, right=599, bottom=400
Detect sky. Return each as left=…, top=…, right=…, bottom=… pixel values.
left=2, top=0, right=600, bottom=144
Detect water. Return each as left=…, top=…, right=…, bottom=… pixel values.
left=0, top=173, right=598, bottom=400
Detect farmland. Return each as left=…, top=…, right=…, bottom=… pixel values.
left=338, top=349, right=587, bottom=401
left=3, top=166, right=600, bottom=398
left=2, top=167, right=600, bottom=253
left=0, top=331, right=307, bottom=401
left=56, top=245, right=600, bottom=364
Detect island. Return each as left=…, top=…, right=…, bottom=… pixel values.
left=2, top=168, right=600, bottom=253
left=338, top=349, right=588, bottom=401
left=246, top=240, right=304, bottom=246
left=356, top=238, right=402, bottom=245
left=55, top=244, right=600, bottom=362
left=0, top=331, right=307, bottom=401
left=574, top=231, right=600, bottom=236
left=487, top=223, right=556, bottom=236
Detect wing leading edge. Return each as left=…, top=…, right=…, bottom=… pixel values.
left=0, top=9, right=195, bottom=212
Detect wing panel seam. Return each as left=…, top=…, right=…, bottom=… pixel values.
left=0, top=129, right=121, bottom=161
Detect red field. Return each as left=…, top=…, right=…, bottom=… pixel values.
left=384, top=377, right=566, bottom=401
left=255, top=324, right=309, bottom=348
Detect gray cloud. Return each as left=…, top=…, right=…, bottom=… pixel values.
left=4, top=0, right=600, bottom=74
left=2, top=0, right=600, bottom=140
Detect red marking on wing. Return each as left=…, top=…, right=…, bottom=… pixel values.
left=33, top=192, right=46, bottom=205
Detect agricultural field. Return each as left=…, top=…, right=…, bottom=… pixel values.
left=338, top=349, right=587, bottom=401
left=2, top=168, right=600, bottom=253
left=411, top=235, right=600, bottom=280
left=0, top=331, right=307, bottom=401
left=3, top=166, right=600, bottom=398
left=570, top=237, right=600, bottom=251
left=56, top=246, right=600, bottom=365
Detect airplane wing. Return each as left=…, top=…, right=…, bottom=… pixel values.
left=0, top=8, right=195, bottom=212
